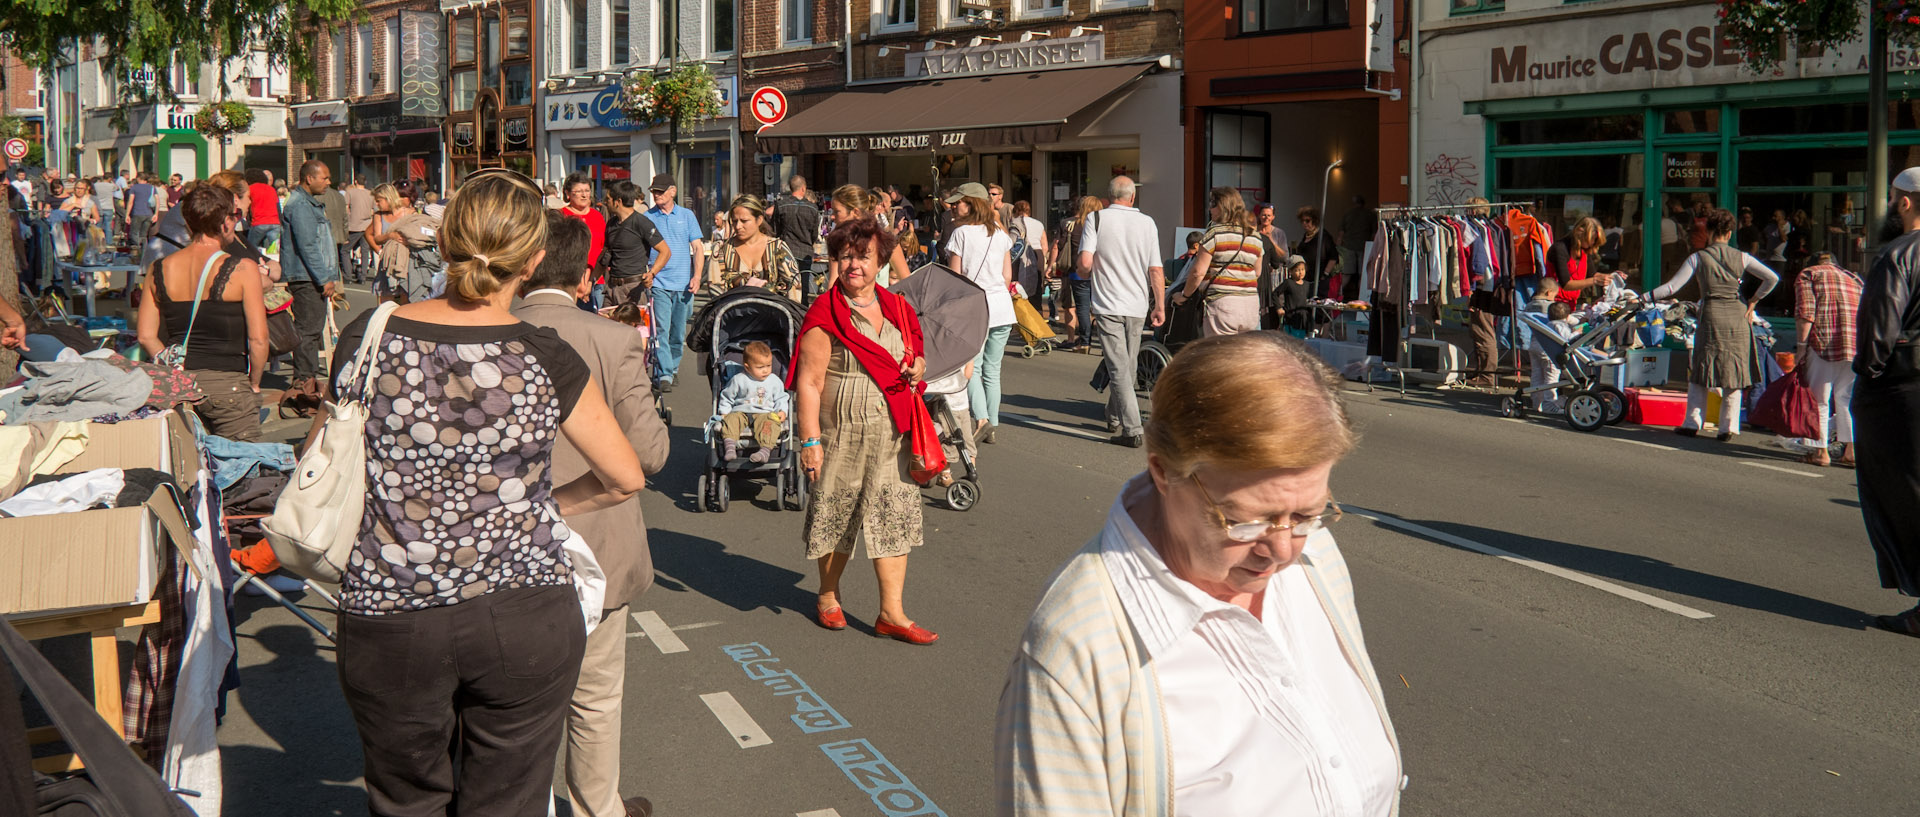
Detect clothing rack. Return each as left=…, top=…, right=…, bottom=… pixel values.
left=1368, top=201, right=1530, bottom=391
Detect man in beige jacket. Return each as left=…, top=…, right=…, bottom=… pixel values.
left=514, top=212, right=671, bottom=817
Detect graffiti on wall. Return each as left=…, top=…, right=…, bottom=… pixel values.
left=1423, top=154, right=1480, bottom=206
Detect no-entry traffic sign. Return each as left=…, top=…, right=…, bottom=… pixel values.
left=2, top=139, right=26, bottom=162
left=749, top=86, right=788, bottom=129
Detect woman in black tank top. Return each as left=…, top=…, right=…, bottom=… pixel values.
left=135, top=184, right=270, bottom=440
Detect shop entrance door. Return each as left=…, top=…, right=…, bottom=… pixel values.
left=572, top=149, right=632, bottom=198
left=981, top=152, right=1034, bottom=213
left=1657, top=149, right=1719, bottom=297
left=677, top=142, right=733, bottom=235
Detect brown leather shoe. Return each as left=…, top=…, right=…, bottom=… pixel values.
left=624, top=796, right=654, bottom=817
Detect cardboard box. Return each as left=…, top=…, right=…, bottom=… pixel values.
left=0, top=416, right=182, bottom=616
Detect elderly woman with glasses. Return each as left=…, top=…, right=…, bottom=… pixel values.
left=995, top=331, right=1402, bottom=817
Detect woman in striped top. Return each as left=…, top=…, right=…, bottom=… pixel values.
left=1174, top=187, right=1267, bottom=337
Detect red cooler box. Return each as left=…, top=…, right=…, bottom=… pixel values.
left=1626, top=388, right=1686, bottom=427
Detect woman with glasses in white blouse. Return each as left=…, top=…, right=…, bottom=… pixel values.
left=994, top=331, right=1403, bottom=817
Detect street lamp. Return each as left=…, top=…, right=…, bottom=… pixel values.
left=1317, top=158, right=1343, bottom=298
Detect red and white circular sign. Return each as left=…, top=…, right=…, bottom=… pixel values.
left=749, top=86, right=788, bottom=128
left=2, top=139, right=26, bottom=161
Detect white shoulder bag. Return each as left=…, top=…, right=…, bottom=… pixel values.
left=262, top=302, right=400, bottom=583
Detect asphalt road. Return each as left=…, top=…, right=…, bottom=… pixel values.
left=215, top=313, right=1920, bottom=817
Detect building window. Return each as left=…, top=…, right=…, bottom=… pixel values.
left=659, top=0, right=678, bottom=62
left=248, top=51, right=275, bottom=99
left=1241, top=0, right=1345, bottom=32
left=507, top=11, right=531, bottom=56
left=1093, top=0, right=1150, bottom=9
left=712, top=0, right=735, bottom=54
left=30, top=69, right=46, bottom=108
left=783, top=0, right=811, bottom=43
left=878, top=0, right=915, bottom=31
left=452, top=70, right=477, bottom=111
left=505, top=63, right=533, bottom=106
left=1016, top=0, right=1067, bottom=18
left=170, top=61, right=199, bottom=97
left=332, top=31, right=348, bottom=97
left=454, top=16, right=476, bottom=63
left=612, top=0, right=632, bottom=65
left=1208, top=110, right=1271, bottom=206
left=1449, top=0, right=1502, bottom=14
left=571, top=0, right=591, bottom=71
left=356, top=24, right=374, bottom=95
left=386, top=16, right=402, bottom=93
left=484, top=16, right=501, bottom=88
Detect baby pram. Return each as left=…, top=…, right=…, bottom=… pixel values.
left=1500, top=297, right=1641, bottom=432
left=892, top=262, right=990, bottom=511
left=601, top=299, right=673, bottom=426
left=686, top=287, right=808, bottom=512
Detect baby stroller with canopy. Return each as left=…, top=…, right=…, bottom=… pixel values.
left=686, top=287, right=808, bottom=512
left=892, top=262, right=989, bottom=511
left=1499, top=297, right=1641, bottom=432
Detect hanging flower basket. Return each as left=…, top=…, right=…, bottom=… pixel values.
left=1883, top=0, right=1920, bottom=48
left=1717, top=0, right=1860, bottom=73
left=617, top=65, right=723, bottom=134
left=193, top=100, right=256, bottom=138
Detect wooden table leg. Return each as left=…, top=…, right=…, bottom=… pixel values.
left=91, top=629, right=125, bottom=740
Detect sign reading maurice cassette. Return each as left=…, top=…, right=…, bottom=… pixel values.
left=1464, top=4, right=1915, bottom=99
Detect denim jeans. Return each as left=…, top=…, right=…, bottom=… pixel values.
left=247, top=224, right=282, bottom=256
left=966, top=325, right=1012, bottom=427
left=1501, top=274, right=1542, bottom=354
left=1070, top=279, right=1094, bottom=342
left=650, top=286, right=694, bottom=382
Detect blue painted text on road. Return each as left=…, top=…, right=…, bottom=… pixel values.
left=722, top=642, right=851, bottom=733
left=820, top=739, right=948, bottom=817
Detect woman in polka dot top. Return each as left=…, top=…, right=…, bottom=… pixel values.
left=316, top=169, right=648, bottom=814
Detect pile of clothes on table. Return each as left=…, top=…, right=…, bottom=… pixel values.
left=0, top=349, right=203, bottom=426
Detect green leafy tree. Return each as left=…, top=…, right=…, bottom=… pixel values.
left=0, top=0, right=357, bottom=369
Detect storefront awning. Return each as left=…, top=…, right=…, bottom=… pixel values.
left=755, top=63, right=1152, bottom=155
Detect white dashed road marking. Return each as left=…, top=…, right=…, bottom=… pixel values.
left=1604, top=436, right=1677, bottom=451
left=1346, top=505, right=1716, bottom=620
left=631, top=610, right=690, bottom=653
left=700, top=691, right=773, bottom=748
left=628, top=620, right=721, bottom=639
left=1741, top=461, right=1823, bottom=478
left=795, top=811, right=843, bottom=817
left=998, top=411, right=1108, bottom=442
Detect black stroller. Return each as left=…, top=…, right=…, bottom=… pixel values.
left=686, top=287, right=808, bottom=513
left=893, top=262, right=989, bottom=511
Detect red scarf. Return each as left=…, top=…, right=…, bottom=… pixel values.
left=790, top=286, right=926, bottom=433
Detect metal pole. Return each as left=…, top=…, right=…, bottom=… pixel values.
left=1868, top=12, right=1891, bottom=258
left=1318, top=159, right=1341, bottom=298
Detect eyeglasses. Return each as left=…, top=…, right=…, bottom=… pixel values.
left=1189, top=473, right=1341, bottom=543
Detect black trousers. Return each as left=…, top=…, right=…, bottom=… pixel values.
left=339, top=585, right=586, bottom=817
left=289, top=280, right=328, bottom=381
left=1855, top=376, right=1920, bottom=597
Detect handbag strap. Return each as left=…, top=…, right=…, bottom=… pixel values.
left=337, top=301, right=401, bottom=404
left=178, top=250, right=227, bottom=356
left=0, top=617, right=196, bottom=816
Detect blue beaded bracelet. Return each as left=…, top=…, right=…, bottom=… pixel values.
left=800, top=438, right=822, bottom=448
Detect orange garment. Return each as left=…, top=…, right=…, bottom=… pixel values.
left=1505, top=210, right=1552, bottom=278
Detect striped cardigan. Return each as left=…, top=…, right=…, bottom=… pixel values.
left=993, top=496, right=1403, bottom=817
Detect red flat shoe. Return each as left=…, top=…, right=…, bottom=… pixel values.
left=816, top=606, right=847, bottom=630
left=873, top=620, right=939, bottom=645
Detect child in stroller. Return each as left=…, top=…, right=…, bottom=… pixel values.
left=921, top=361, right=981, bottom=511
left=709, top=342, right=790, bottom=464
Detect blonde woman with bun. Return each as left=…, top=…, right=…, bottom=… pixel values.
left=826, top=184, right=911, bottom=287
left=319, top=168, right=647, bottom=815
left=710, top=193, right=803, bottom=301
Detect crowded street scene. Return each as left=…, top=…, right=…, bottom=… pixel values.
left=2, top=0, right=1920, bottom=815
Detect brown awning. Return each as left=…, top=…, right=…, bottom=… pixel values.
left=755, top=63, right=1153, bottom=155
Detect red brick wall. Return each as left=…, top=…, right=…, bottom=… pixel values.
left=0, top=44, right=46, bottom=116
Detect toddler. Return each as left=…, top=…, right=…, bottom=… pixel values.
left=711, top=341, right=791, bottom=463
left=1529, top=301, right=1580, bottom=412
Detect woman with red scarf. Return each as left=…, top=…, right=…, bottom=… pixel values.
left=792, top=218, right=936, bottom=645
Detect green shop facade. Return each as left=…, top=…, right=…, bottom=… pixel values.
left=1420, top=1, right=1918, bottom=312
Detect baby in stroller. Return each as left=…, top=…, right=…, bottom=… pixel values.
left=709, top=341, right=790, bottom=463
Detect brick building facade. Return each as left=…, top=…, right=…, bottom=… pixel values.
left=748, top=0, right=1187, bottom=249
left=291, top=0, right=448, bottom=193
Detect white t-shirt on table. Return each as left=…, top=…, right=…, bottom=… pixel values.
left=1079, top=204, right=1161, bottom=319
left=946, top=223, right=1016, bottom=328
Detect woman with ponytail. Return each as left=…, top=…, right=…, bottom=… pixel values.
left=320, top=168, right=647, bottom=815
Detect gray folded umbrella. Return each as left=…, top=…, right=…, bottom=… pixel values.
left=888, top=262, right=988, bottom=382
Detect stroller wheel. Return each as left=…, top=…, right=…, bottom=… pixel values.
left=946, top=479, right=980, bottom=512
left=1565, top=390, right=1607, bottom=432
left=1500, top=395, right=1522, bottom=419
left=1021, top=344, right=1036, bottom=359
left=1595, top=385, right=1628, bottom=425
left=714, top=473, right=731, bottom=512
left=661, top=406, right=673, bottom=426
left=695, top=474, right=710, bottom=513
left=784, top=465, right=809, bottom=511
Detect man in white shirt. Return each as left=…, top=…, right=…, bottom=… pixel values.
left=1077, top=176, right=1165, bottom=448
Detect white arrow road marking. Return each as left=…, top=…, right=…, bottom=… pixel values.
left=700, top=691, right=773, bottom=748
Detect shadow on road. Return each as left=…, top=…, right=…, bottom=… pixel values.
left=1402, top=518, right=1870, bottom=630
left=648, top=528, right=815, bottom=618
left=224, top=620, right=364, bottom=815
